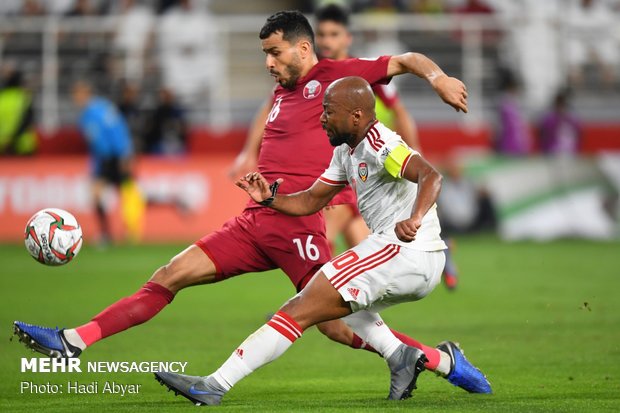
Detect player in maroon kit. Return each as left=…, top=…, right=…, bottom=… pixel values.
left=230, top=6, right=419, bottom=252
left=14, top=11, right=469, bottom=388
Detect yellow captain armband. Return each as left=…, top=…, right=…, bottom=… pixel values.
left=384, top=144, right=414, bottom=178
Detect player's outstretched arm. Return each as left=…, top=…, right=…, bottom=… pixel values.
left=228, top=99, right=271, bottom=179
left=387, top=53, right=468, bottom=113
left=235, top=172, right=342, bottom=216
left=394, top=154, right=443, bottom=242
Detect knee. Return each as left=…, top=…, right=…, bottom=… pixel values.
left=150, top=260, right=187, bottom=293
left=280, top=296, right=302, bottom=319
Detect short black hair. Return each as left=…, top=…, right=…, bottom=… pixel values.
left=259, top=10, right=314, bottom=45
left=315, top=4, right=350, bottom=27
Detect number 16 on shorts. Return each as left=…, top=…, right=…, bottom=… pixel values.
left=293, top=236, right=320, bottom=261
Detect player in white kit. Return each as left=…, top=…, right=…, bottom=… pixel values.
left=318, top=116, right=446, bottom=311
left=155, top=76, right=491, bottom=406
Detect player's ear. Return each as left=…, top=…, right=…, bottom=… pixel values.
left=298, top=39, right=313, bottom=58
left=352, top=109, right=362, bottom=125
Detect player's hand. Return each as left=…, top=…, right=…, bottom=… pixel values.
left=228, top=151, right=258, bottom=180
left=235, top=172, right=282, bottom=203
left=432, top=75, right=468, bottom=113
left=394, top=218, right=421, bottom=242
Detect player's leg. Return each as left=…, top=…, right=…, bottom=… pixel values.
left=91, top=177, right=110, bottom=243
left=306, top=223, right=448, bottom=373
left=156, top=270, right=422, bottom=405
left=271, top=207, right=408, bottom=355
left=14, top=245, right=216, bottom=357
left=65, top=244, right=214, bottom=347
left=156, top=239, right=436, bottom=405
left=316, top=316, right=450, bottom=374
left=319, top=239, right=491, bottom=394
left=14, top=210, right=275, bottom=358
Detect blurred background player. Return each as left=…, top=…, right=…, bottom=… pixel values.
left=0, top=67, right=37, bottom=156
left=71, top=80, right=145, bottom=244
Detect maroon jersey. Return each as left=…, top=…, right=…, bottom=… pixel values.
left=249, top=56, right=391, bottom=207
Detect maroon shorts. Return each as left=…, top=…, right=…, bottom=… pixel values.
left=195, top=207, right=331, bottom=291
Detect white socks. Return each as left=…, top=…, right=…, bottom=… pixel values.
left=342, top=311, right=402, bottom=359
left=212, top=312, right=303, bottom=391
left=211, top=311, right=411, bottom=392
left=436, top=350, right=452, bottom=376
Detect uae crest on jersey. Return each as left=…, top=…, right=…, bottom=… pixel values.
left=303, top=80, right=322, bottom=99
left=358, top=162, right=368, bottom=182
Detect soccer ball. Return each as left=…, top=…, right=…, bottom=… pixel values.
left=24, top=208, right=83, bottom=266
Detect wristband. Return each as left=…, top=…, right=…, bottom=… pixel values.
left=259, top=180, right=281, bottom=207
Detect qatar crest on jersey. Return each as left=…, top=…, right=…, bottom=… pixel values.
left=358, top=162, right=368, bottom=182
left=303, top=80, right=322, bottom=99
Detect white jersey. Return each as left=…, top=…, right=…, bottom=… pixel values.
left=319, top=121, right=446, bottom=251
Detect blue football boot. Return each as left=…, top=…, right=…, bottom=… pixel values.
left=437, top=341, right=491, bottom=394
left=13, top=321, right=81, bottom=358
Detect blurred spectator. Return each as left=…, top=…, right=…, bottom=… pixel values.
left=64, top=0, right=111, bottom=16
left=538, top=89, right=582, bottom=155
left=451, top=0, right=499, bottom=45
left=438, top=155, right=497, bottom=233
left=0, top=68, right=37, bottom=155
left=566, top=0, right=619, bottom=87
left=113, top=0, right=154, bottom=83
left=21, top=0, right=45, bottom=16
left=495, top=69, right=533, bottom=156
left=156, top=0, right=180, bottom=14
left=451, top=0, right=493, bottom=13
left=411, top=0, right=445, bottom=14
left=116, top=81, right=144, bottom=151
left=143, top=87, right=187, bottom=155
left=46, top=0, right=75, bottom=16
left=349, top=0, right=407, bottom=13
left=158, top=0, right=219, bottom=106
left=65, top=0, right=97, bottom=16
left=489, top=0, right=562, bottom=112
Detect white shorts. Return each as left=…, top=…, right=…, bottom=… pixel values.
left=321, top=235, right=446, bottom=312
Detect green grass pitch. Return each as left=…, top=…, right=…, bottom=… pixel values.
left=1, top=235, right=619, bottom=412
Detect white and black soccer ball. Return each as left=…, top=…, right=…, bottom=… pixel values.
left=24, top=208, right=83, bottom=266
